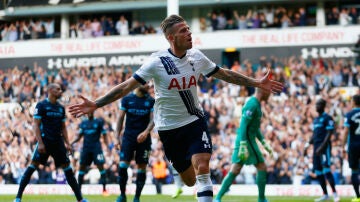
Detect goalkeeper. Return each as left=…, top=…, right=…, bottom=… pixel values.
left=214, top=88, right=273, bottom=202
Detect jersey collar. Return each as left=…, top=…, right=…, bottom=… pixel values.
left=168, top=48, right=186, bottom=59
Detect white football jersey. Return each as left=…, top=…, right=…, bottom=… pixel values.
left=134, top=48, right=219, bottom=131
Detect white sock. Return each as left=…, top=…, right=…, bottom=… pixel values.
left=173, top=169, right=183, bottom=189
left=196, top=173, right=213, bottom=202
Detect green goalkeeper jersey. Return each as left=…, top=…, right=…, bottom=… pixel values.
left=232, top=96, right=265, bottom=165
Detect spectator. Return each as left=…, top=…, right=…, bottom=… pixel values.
left=115, top=15, right=129, bottom=36
left=151, top=156, right=167, bottom=194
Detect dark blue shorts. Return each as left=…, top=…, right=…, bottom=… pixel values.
left=158, top=118, right=212, bottom=173
left=313, top=145, right=331, bottom=172
left=348, top=143, right=360, bottom=169
left=80, top=147, right=105, bottom=166
left=120, top=134, right=151, bottom=164
left=32, top=139, right=70, bottom=168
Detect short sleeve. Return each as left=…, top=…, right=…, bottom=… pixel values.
left=194, top=49, right=218, bottom=77
left=326, top=116, right=335, bottom=130
left=33, top=103, right=43, bottom=120
left=134, top=56, right=158, bottom=84
left=120, top=97, right=128, bottom=111
left=343, top=114, right=350, bottom=128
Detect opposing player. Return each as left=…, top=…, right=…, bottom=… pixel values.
left=214, top=87, right=273, bottom=202
left=115, top=85, right=155, bottom=202
left=342, top=94, right=360, bottom=202
left=14, top=83, right=87, bottom=202
left=71, top=111, right=109, bottom=196
left=69, top=15, right=283, bottom=202
left=306, top=98, right=339, bottom=202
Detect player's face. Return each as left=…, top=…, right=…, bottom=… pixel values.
left=315, top=102, right=325, bottom=113
left=51, top=85, right=63, bottom=99
left=172, top=22, right=192, bottom=51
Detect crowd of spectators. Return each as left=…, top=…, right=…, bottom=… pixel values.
left=203, top=5, right=360, bottom=32
left=1, top=5, right=359, bottom=41
left=0, top=54, right=359, bottom=187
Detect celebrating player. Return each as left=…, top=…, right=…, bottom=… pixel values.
left=69, top=14, right=283, bottom=202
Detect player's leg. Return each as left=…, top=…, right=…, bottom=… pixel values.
left=215, top=163, right=242, bottom=202
left=133, top=140, right=151, bottom=202
left=313, top=152, right=329, bottom=202
left=158, top=118, right=213, bottom=202
left=322, top=147, right=339, bottom=202
left=96, top=163, right=108, bottom=195
left=78, top=150, right=91, bottom=191
left=191, top=153, right=212, bottom=202
left=255, top=162, right=267, bottom=202
left=351, top=168, right=360, bottom=201
left=14, top=143, right=48, bottom=202
left=14, top=161, right=40, bottom=202
left=134, top=163, right=147, bottom=202
left=116, top=138, right=135, bottom=202
left=348, top=148, right=360, bottom=201
left=77, top=164, right=87, bottom=191
left=190, top=119, right=214, bottom=202
left=93, top=150, right=107, bottom=195
left=55, top=142, right=85, bottom=202
left=170, top=165, right=183, bottom=198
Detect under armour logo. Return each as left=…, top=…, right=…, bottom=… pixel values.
left=204, top=144, right=211, bottom=148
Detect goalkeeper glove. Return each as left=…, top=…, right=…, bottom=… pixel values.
left=238, top=141, right=249, bottom=161
left=261, top=140, right=274, bottom=158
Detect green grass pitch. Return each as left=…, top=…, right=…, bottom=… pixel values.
left=1, top=195, right=354, bottom=202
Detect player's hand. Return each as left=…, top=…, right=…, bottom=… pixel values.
left=65, top=142, right=73, bottom=155
left=115, top=137, right=122, bottom=151
left=68, top=95, right=97, bottom=118
left=37, top=142, right=46, bottom=154
left=137, top=131, right=148, bottom=143
left=238, top=141, right=249, bottom=161
left=303, top=142, right=311, bottom=156
left=259, top=68, right=284, bottom=94
left=315, top=147, right=323, bottom=156
left=261, top=140, right=274, bottom=158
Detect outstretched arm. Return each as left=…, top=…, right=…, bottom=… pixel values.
left=212, top=68, right=283, bottom=94
left=69, top=77, right=141, bottom=117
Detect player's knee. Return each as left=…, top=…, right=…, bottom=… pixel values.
left=256, top=163, right=266, bottom=171
left=196, top=162, right=210, bottom=174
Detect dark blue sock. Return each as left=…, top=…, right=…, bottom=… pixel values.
left=317, top=174, right=328, bottom=195
left=325, top=172, right=337, bottom=193
left=135, top=170, right=146, bottom=198
left=77, top=171, right=85, bottom=191
left=118, top=163, right=129, bottom=196
left=64, top=166, right=82, bottom=201
left=100, top=170, right=107, bottom=191
left=351, top=171, right=360, bottom=198
left=16, top=165, right=36, bottom=199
